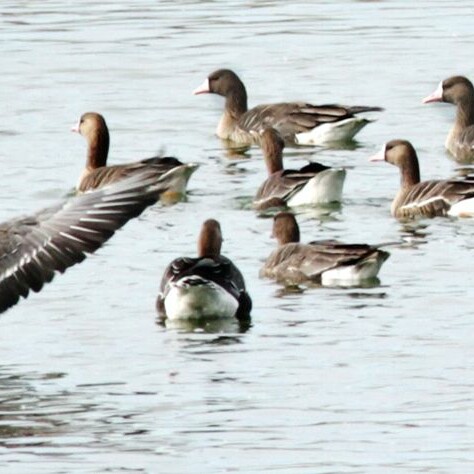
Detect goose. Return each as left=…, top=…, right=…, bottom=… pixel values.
left=253, top=128, right=346, bottom=210
left=370, top=139, right=474, bottom=218
left=423, top=75, right=474, bottom=162
left=260, top=212, right=389, bottom=286
left=193, top=68, right=383, bottom=146
left=157, top=219, right=252, bottom=321
left=72, top=112, right=198, bottom=196
left=0, top=170, right=175, bottom=313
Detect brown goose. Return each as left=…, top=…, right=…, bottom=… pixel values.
left=260, top=212, right=389, bottom=286
left=72, top=112, right=198, bottom=195
left=423, top=76, right=474, bottom=162
left=0, top=170, right=175, bottom=314
left=193, top=69, right=383, bottom=146
left=253, top=128, right=346, bottom=210
left=370, top=139, right=474, bottom=218
left=156, top=219, right=252, bottom=321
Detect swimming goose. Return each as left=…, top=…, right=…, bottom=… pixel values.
left=253, top=128, right=346, bottom=210
left=157, top=219, right=252, bottom=321
left=193, top=69, right=383, bottom=146
left=423, top=76, right=474, bottom=162
left=72, top=112, right=198, bottom=195
left=260, top=212, right=389, bottom=286
left=0, top=170, right=174, bottom=314
left=370, top=139, right=474, bottom=218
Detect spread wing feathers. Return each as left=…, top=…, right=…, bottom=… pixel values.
left=78, top=156, right=184, bottom=192
left=239, top=102, right=383, bottom=138
left=261, top=242, right=388, bottom=284
left=0, top=171, right=165, bottom=313
left=397, top=177, right=474, bottom=218
left=254, top=164, right=331, bottom=208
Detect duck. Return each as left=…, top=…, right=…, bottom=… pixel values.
left=423, top=75, right=474, bottom=162
left=260, top=212, right=389, bottom=286
left=72, top=112, right=199, bottom=196
left=157, top=219, right=252, bottom=321
left=0, top=169, right=176, bottom=314
left=253, top=128, right=346, bottom=210
left=193, top=69, right=383, bottom=146
left=369, top=139, right=474, bottom=218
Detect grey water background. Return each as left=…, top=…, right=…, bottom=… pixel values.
left=1, top=1, right=474, bottom=472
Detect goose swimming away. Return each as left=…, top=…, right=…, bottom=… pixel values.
left=157, top=219, right=252, bottom=321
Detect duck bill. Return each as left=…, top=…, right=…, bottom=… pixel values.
left=422, top=81, right=443, bottom=104
left=369, top=145, right=386, bottom=162
left=193, top=78, right=210, bottom=95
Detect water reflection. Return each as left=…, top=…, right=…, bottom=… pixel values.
left=158, top=315, right=251, bottom=334
left=0, top=368, right=70, bottom=442
left=220, top=140, right=251, bottom=157
left=398, top=221, right=430, bottom=246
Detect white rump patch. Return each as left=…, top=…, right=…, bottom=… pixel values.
left=287, top=168, right=346, bottom=206
left=164, top=278, right=238, bottom=320
left=295, top=118, right=369, bottom=145
left=321, top=258, right=384, bottom=286
left=448, top=197, right=474, bottom=217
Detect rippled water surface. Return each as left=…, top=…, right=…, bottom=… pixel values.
left=1, top=1, right=474, bottom=472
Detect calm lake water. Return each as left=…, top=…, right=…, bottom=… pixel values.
left=1, top=1, right=474, bottom=472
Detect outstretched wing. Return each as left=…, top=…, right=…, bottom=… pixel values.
left=0, top=171, right=167, bottom=313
